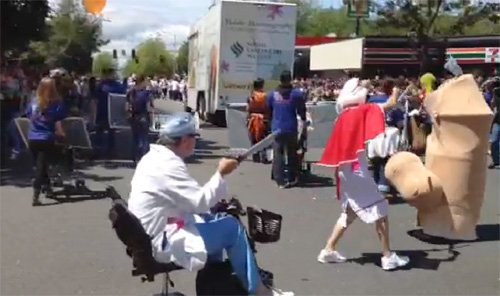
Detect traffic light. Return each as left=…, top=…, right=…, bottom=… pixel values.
left=131, top=49, right=136, bottom=59
left=112, top=49, right=117, bottom=59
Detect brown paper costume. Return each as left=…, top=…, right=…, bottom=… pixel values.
left=385, top=74, right=493, bottom=240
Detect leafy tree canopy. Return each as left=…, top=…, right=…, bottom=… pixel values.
left=29, top=0, right=108, bottom=75
left=286, top=0, right=499, bottom=37
left=92, top=52, right=117, bottom=77
left=176, top=41, right=189, bottom=75
left=373, top=0, right=499, bottom=37
left=122, top=38, right=175, bottom=78
left=1, top=0, right=50, bottom=59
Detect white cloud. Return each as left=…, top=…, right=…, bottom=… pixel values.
left=50, top=0, right=213, bottom=61
left=99, top=0, right=211, bottom=53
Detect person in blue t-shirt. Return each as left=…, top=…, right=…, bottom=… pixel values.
left=93, top=68, right=125, bottom=158
left=489, top=87, right=500, bottom=169
left=126, top=75, right=154, bottom=163
left=27, top=77, right=68, bottom=206
left=367, top=79, right=405, bottom=195
left=267, top=70, right=306, bottom=188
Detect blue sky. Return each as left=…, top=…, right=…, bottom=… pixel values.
left=59, top=0, right=343, bottom=55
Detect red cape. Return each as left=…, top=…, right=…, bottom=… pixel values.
left=318, top=104, right=386, bottom=168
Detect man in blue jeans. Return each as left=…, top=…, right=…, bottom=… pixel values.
left=367, top=79, right=405, bottom=194
left=268, top=70, right=306, bottom=189
left=489, top=87, right=500, bottom=169
left=94, top=68, right=126, bottom=158
left=126, top=75, right=154, bottom=163
left=128, top=113, right=293, bottom=296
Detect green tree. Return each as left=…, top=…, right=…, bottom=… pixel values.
left=285, top=0, right=316, bottom=36
left=123, top=38, right=175, bottom=78
left=0, top=0, right=50, bottom=58
left=373, top=0, right=499, bottom=72
left=302, top=8, right=358, bottom=37
left=30, top=0, right=108, bottom=74
left=92, top=52, right=117, bottom=76
left=176, top=41, right=189, bottom=74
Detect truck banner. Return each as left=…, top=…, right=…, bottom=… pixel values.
left=219, top=2, right=297, bottom=107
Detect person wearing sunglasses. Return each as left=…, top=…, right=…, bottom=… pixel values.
left=128, top=112, right=294, bottom=296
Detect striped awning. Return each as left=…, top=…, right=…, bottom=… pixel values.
left=363, top=48, right=439, bottom=65
left=447, top=47, right=500, bottom=64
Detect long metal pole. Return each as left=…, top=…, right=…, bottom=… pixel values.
left=355, top=16, right=361, bottom=36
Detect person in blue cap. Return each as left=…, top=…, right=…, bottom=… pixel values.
left=127, top=112, right=294, bottom=296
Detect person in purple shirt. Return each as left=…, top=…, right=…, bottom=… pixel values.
left=27, top=77, right=68, bottom=206
left=489, top=87, right=500, bottom=169
left=93, top=68, right=126, bottom=158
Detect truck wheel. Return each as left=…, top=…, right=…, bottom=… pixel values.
left=214, top=110, right=227, bottom=127
left=197, top=96, right=207, bottom=121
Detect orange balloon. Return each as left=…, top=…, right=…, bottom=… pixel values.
left=83, top=0, right=107, bottom=15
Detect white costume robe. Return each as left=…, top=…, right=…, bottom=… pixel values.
left=318, top=79, right=390, bottom=224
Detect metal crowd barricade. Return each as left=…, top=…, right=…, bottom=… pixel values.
left=225, top=102, right=339, bottom=165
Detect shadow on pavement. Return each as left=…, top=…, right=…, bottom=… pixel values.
left=0, top=154, right=34, bottom=187
left=0, top=152, right=123, bottom=188
left=37, top=194, right=109, bottom=207
left=196, top=139, right=226, bottom=151
left=186, top=152, right=224, bottom=164
left=408, top=224, right=500, bottom=244
left=386, top=195, right=407, bottom=205
left=349, top=245, right=462, bottom=271
left=96, top=160, right=136, bottom=170
left=0, top=168, right=33, bottom=187
left=153, top=292, right=185, bottom=296
left=297, top=173, right=334, bottom=188
left=181, top=138, right=228, bottom=164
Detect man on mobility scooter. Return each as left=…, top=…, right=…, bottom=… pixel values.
left=127, top=112, right=294, bottom=296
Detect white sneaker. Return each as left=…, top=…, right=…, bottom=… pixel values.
left=381, top=252, right=410, bottom=271
left=317, top=249, right=347, bottom=263
left=271, top=287, right=295, bottom=296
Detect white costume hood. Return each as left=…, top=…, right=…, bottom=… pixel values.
left=336, top=78, right=369, bottom=113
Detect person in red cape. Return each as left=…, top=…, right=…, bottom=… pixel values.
left=316, top=78, right=410, bottom=271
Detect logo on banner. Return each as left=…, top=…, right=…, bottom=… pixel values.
left=230, top=42, right=244, bottom=58
left=485, top=47, right=500, bottom=63
left=267, top=5, right=284, bottom=20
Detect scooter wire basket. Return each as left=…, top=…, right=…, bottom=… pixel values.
left=246, top=207, right=282, bottom=243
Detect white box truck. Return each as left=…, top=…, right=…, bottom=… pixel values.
left=185, top=0, right=297, bottom=126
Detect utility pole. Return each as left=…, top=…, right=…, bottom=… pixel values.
left=355, top=16, right=360, bottom=36
left=173, top=35, right=178, bottom=74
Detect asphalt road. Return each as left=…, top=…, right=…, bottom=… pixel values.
left=1, top=100, right=499, bottom=296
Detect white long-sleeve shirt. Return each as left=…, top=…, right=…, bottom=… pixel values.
left=128, top=144, right=228, bottom=271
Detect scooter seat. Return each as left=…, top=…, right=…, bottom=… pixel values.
left=107, top=186, right=184, bottom=282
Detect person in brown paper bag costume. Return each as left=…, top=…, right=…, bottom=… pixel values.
left=385, top=74, right=494, bottom=240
